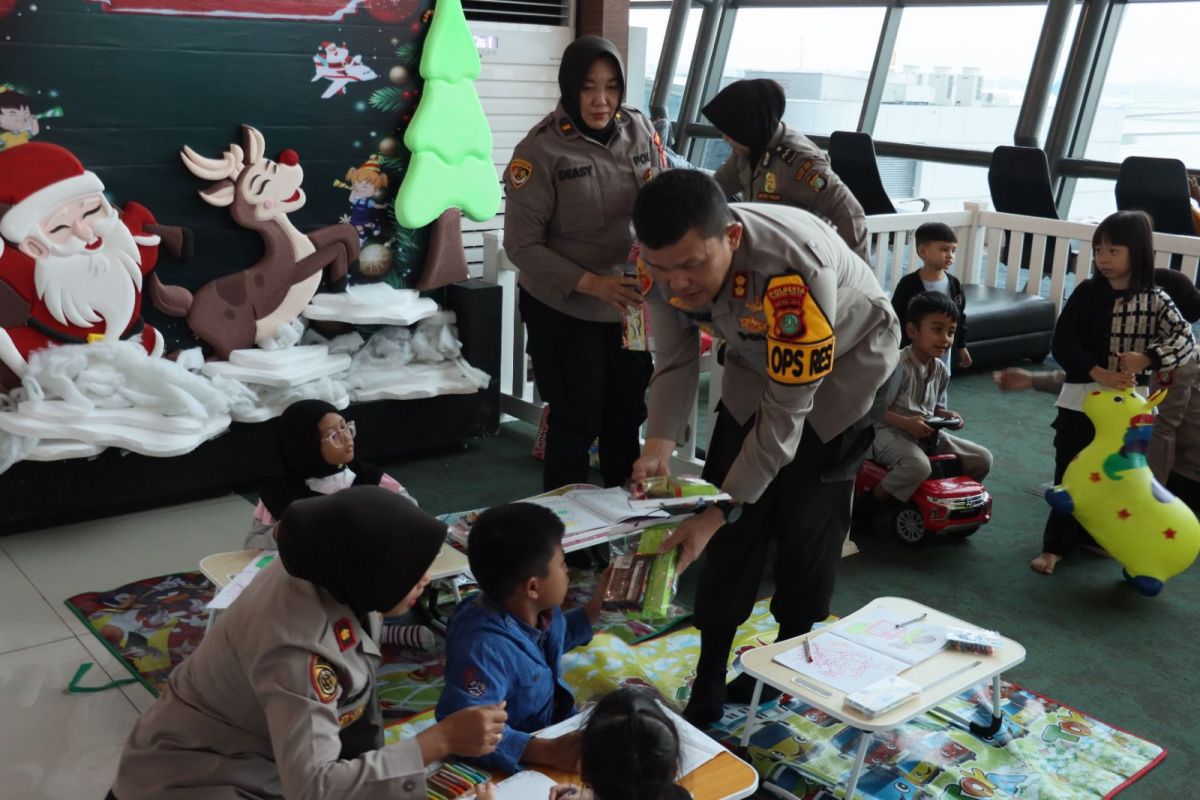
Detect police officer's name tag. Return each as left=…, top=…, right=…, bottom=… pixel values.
left=763, top=274, right=835, bottom=385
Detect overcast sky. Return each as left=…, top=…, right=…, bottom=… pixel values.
left=632, top=2, right=1200, bottom=93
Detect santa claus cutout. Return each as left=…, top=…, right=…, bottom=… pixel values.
left=0, top=143, right=190, bottom=390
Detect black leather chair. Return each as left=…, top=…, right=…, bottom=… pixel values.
left=987, top=145, right=1077, bottom=277
left=829, top=130, right=929, bottom=216
left=988, top=146, right=1059, bottom=219
left=1115, top=156, right=1195, bottom=237
left=961, top=284, right=1055, bottom=366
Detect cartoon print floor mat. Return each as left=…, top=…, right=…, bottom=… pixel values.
left=65, top=571, right=215, bottom=695
left=68, top=575, right=1162, bottom=799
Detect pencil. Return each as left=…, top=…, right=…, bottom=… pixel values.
left=894, top=612, right=928, bottom=628
left=803, top=638, right=813, bottom=663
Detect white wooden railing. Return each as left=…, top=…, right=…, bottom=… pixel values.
left=483, top=205, right=1200, bottom=469
left=864, top=202, right=1200, bottom=315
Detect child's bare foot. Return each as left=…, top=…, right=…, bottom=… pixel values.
left=1030, top=552, right=1061, bottom=574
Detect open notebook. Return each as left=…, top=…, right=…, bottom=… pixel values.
left=773, top=606, right=949, bottom=694
left=448, top=487, right=720, bottom=552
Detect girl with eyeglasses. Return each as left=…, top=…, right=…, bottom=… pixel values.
left=246, top=399, right=435, bottom=651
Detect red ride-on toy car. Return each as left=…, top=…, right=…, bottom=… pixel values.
left=854, top=419, right=993, bottom=546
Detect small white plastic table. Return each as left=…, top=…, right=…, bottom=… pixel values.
left=737, top=597, right=1026, bottom=800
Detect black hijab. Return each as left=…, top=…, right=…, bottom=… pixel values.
left=258, top=400, right=384, bottom=519
left=702, top=78, right=787, bottom=167
left=559, top=36, right=626, bottom=143
left=277, top=486, right=446, bottom=617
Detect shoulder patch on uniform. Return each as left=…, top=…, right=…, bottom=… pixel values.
left=338, top=704, right=366, bottom=728
left=764, top=171, right=778, bottom=194
left=731, top=271, right=749, bottom=299
left=310, top=655, right=339, bottom=704
left=807, top=172, right=827, bottom=192
left=333, top=618, right=356, bottom=652
left=508, top=159, right=533, bottom=190
left=764, top=274, right=836, bottom=385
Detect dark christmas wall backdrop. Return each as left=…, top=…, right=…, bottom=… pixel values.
left=0, top=0, right=438, bottom=347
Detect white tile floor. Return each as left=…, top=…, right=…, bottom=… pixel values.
left=0, top=494, right=254, bottom=799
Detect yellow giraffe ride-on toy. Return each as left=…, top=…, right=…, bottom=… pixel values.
left=1045, top=387, right=1200, bottom=596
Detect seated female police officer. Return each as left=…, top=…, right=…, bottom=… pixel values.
left=702, top=78, right=868, bottom=261
left=503, top=36, right=665, bottom=492
left=109, top=486, right=507, bottom=800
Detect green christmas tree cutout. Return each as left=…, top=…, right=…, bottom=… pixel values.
left=394, top=0, right=501, bottom=229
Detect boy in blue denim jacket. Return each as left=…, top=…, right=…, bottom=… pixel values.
left=435, top=503, right=609, bottom=773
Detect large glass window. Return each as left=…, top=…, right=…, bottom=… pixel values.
left=714, top=7, right=885, bottom=136
left=888, top=160, right=990, bottom=213
left=629, top=5, right=703, bottom=116
left=1082, top=1, right=1200, bottom=168
left=875, top=4, right=1050, bottom=151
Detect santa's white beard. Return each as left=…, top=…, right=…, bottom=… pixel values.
left=34, top=208, right=144, bottom=335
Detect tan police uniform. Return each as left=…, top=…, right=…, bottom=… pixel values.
left=644, top=202, right=898, bottom=633
left=112, top=559, right=425, bottom=800
left=503, top=102, right=666, bottom=490
left=712, top=124, right=869, bottom=261
left=504, top=102, right=666, bottom=323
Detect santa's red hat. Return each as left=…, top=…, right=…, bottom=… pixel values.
left=0, top=143, right=105, bottom=257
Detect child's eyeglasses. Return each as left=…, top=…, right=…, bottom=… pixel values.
left=322, top=420, right=357, bottom=446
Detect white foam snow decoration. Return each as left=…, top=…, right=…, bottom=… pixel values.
left=257, top=317, right=306, bottom=351
left=174, top=347, right=207, bottom=372
left=456, top=358, right=492, bottom=390
left=303, top=284, right=439, bottom=326
left=16, top=400, right=208, bottom=433
left=347, top=361, right=482, bottom=403
left=219, top=375, right=352, bottom=424
left=24, top=440, right=105, bottom=462
left=0, top=406, right=231, bottom=457
left=301, top=326, right=366, bottom=355
left=22, top=341, right=229, bottom=419
left=202, top=346, right=352, bottom=388
left=351, top=327, right=415, bottom=372
left=0, top=427, right=38, bottom=474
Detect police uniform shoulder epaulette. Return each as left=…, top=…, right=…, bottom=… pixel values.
left=763, top=271, right=836, bottom=385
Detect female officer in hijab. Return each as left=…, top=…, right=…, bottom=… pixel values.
left=703, top=78, right=868, bottom=260
left=110, top=487, right=507, bottom=800
left=503, top=36, right=667, bottom=493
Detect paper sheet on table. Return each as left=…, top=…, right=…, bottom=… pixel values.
left=534, top=703, right=725, bottom=778
left=491, top=770, right=558, bottom=798
left=564, top=487, right=670, bottom=524
left=773, top=635, right=909, bottom=694
left=207, top=552, right=276, bottom=611
left=828, top=606, right=948, bottom=666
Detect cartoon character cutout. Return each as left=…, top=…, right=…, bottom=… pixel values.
left=312, top=41, right=378, bottom=99
left=0, top=88, right=38, bottom=151
left=0, top=142, right=191, bottom=389
left=339, top=155, right=389, bottom=244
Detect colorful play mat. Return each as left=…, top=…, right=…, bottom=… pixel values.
left=67, top=574, right=1163, bottom=799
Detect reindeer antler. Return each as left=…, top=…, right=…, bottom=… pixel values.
left=242, top=125, right=266, bottom=165
left=180, top=143, right=245, bottom=181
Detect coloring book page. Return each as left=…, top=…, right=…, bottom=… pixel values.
left=830, top=606, right=948, bottom=666
left=774, top=634, right=909, bottom=694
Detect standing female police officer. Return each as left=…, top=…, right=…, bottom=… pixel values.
left=504, top=36, right=666, bottom=491
left=109, top=487, right=507, bottom=800
left=703, top=78, right=869, bottom=261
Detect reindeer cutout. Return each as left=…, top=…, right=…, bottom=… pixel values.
left=178, top=125, right=359, bottom=359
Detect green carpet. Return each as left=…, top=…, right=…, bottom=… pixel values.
left=383, top=364, right=1198, bottom=798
